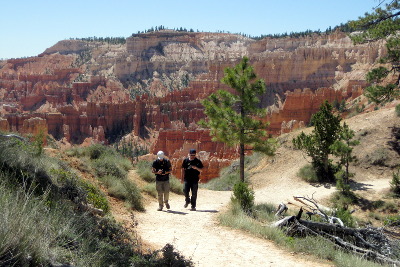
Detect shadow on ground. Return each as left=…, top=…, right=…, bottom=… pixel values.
left=164, top=210, right=188, bottom=215
left=194, top=210, right=219, bottom=213
left=351, top=181, right=375, bottom=191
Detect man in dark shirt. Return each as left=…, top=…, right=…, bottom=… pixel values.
left=152, top=151, right=172, bottom=211
left=181, top=149, right=203, bottom=211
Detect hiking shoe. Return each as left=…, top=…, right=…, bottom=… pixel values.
left=190, top=207, right=196, bottom=211
left=157, top=206, right=163, bottom=211
left=165, top=203, right=170, bottom=209
left=184, top=203, right=189, bottom=208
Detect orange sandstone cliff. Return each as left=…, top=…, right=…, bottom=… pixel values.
left=0, top=30, right=383, bottom=179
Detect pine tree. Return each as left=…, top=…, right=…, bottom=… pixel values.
left=349, top=0, right=400, bottom=104
left=201, top=57, right=276, bottom=182
left=330, top=122, right=359, bottom=192
left=293, top=101, right=342, bottom=181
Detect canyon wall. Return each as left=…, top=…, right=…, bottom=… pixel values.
left=0, top=30, right=384, bottom=179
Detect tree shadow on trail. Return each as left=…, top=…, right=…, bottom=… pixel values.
left=350, top=181, right=375, bottom=191
left=310, top=183, right=332, bottom=189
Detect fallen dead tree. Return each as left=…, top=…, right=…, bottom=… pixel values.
left=273, top=196, right=400, bottom=266
left=274, top=215, right=400, bottom=266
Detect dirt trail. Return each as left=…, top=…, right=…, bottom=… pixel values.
left=132, top=174, right=391, bottom=267
left=133, top=187, right=331, bottom=267
left=128, top=106, right=398, bottom=266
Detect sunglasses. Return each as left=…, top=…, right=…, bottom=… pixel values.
left=189, top=154, right=196, bottom=156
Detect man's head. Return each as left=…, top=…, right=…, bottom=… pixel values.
left=157, top=151, right=165, bottom=160
left=189, top=149, right=196, bottom=159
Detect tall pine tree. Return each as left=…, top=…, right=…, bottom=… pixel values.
left=201, top=57, right=276, bottom=182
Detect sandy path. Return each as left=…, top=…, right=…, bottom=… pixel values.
left=134, top=186, right=332, bottom=267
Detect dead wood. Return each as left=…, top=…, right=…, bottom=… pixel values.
left=293, top=196, right=344, bottom=226
left=275, top=202, right=288, bottom=217
left=273, top=215, right=400, bottom=266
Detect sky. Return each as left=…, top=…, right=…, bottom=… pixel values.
left=0, top=0, right=382, bottom=59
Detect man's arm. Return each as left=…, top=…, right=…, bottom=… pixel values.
left=165, top=160, right=172, bottom=175
left=192, top=159, right=203, bottom=172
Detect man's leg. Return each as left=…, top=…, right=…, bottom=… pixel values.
left=183, top=181, right=191, bottom=208
left=156, top=181, right=163, bottom=211
left=190, top=183, right=198, bottom=210
left=164, top=181, right=170, bottom=209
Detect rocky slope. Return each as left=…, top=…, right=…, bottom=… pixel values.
left=0, top=30, right=385, bottom=179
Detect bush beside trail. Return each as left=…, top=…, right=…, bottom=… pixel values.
left=0, top=137, right=192, bottom=266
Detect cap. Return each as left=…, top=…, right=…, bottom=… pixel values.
left=189, top=149, right=196, bottom=154
left=157, top=151, right=164, bottom=159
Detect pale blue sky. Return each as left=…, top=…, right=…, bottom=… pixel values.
left=0, top=0, right=380, bottom=59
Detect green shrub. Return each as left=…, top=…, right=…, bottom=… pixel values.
left=88, top=144, right=110, bottom=159
left=297, top=164, right=319, bottom=183
left=335, top=170, right=351, bottom=194
left=141, top=183, right=157, bottom=197
left=383, top=215, right=400, bottom=226
left=390, top=169, right=400, bottom=196
left=131, top=243, right=194, bottom=266
left=335, top=207, right=356, bottom=227
left=169, top=176, right=184, bottom=195
left=396, top=104, right=400, bottom=117
left=252, top=203, right=276, bottom=222
left=231, top=182, right=254, bottom=214
left=102, top=176, right=144, bottom=211
left=369, top=147, right=388, bottom=166
left=135, top=160, right=155, bottom=182
left=201, top=164, right=247, bottom=191
left=93, top=154, right=131, bottom=179
left=330, top=191, right=358, bottom=209
left=65, top=146, right=86, bottom=157
left=80, top=180, right=110, bottom=213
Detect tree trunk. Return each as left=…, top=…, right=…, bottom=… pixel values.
left=240, top=142, right=245, bottom=182
left=323, top=156, right=329, bottom=175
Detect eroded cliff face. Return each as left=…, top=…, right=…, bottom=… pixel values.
left=0, top=30, right=384, bottom=179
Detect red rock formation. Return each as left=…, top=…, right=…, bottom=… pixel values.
left=0, top=31, right=385, bottom=180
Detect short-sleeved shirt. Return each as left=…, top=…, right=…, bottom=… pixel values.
left=152, top=159, right=171, bottom=181
left=181, top=157, right=203, bottom=183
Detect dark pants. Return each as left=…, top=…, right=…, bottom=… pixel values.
left=184, top=181, right=198, bottom=208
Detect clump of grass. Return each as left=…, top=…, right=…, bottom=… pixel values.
left=395, top=104, right=400, bottom=117
left=135, top=160, right=155, bottom=182
left=201, top=163, right=249, bottom=191
left=219, top=201, right=288, bottom=245
left=0, top=181, right=65, bottom=266
left=99, top=174, right=143, bottom=211
left=297, top=164, right=319, bottom=183
left=252, top=203, right=277, bottom=222
left=244, top=152, right=265, bottom=170
left=93, top=152, right=131, bottom=179
left=369, top=147, right=388, bottom=166
left=65, top=146, right=86, bottom=157
left=169, top=176, right=184, bottom=195
left=390, top=169, right=400, bottom=196
left=141, top=183, right=157, bottom=197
